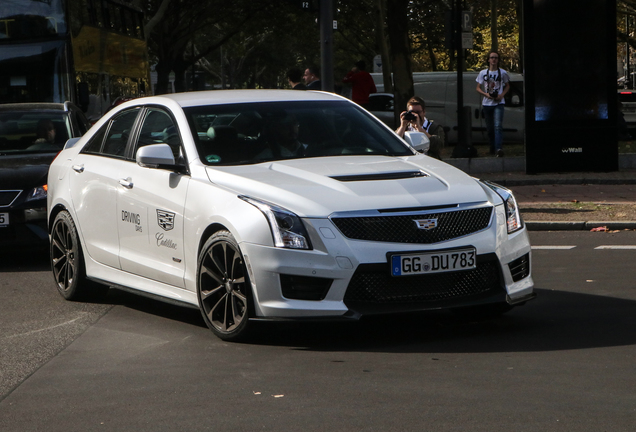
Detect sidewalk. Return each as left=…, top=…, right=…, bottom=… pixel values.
left=451, top=159, right=636, bottom=230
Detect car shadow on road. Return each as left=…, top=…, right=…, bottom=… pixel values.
left=0, top=248, right=50, bottom=272
left=106, top=285, right=636, bottom=353
left=105, top=287, right=206, bottom=328
left=244, top=288, right=636, bottom=353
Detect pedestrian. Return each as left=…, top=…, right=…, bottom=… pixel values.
left=303, top=66, right=321, bottom=90
left=342, top=60, right=377, bottom=108
left=395, top=96, right=442, bottom=159
left=287, top=68, right=306, bottom=90
left=476, top=50, right=510, bottom=157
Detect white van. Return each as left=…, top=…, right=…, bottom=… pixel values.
left=370, top=72, right=525, bottom=144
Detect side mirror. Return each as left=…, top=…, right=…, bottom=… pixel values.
left=403, top=131, right=430, bottom=154
left=511, top=95, right=520, bottom=106
left=136, top=144, right=176, bottom=168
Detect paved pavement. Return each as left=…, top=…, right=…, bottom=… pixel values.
left=478, top=170, right=636, bottom=230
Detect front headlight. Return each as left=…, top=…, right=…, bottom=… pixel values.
left=482, top=181, right=522, bottom=234
left=240, top=196, right=312, bottom=250
left=25, top=185, right=48, bottom=202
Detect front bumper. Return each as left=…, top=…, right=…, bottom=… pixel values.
left=0, top=207, right=48, bottom=249
left=240, top=206, right=534, bottom=319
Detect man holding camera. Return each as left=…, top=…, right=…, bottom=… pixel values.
left=476, top=50, right=510, bottom=157
left=395, top=96, right=441, bottom=159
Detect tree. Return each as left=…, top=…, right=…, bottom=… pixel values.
left=386, top=0, right=414, bottom=122
left=133, top=0, right=271, bottom=94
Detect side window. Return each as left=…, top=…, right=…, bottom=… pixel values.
left=102, top=109, right=140, bottom=157
left=81, top=108, right=139, bottom=156
left=82, top=125, right=107, bottom=153
left=135, top=108, right=182, bottom=160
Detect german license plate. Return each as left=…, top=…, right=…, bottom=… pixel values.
left=391, top=248, right=476, bottom=276
left=0, top=212, right=8, bottom=227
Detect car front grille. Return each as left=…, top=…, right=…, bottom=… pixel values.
left=343, top=254, right=503, bottom=314
left=331, top=207, right=493, bottom=243
left=0, top=190, right=21, bottom=207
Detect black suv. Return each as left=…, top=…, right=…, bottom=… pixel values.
left=0, top=102, right=91, bottom=249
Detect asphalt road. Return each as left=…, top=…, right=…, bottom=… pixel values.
left=1, top=231, right=636, bottom=431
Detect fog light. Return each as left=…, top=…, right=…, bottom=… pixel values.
left=280, top=274, right=333, bottom=301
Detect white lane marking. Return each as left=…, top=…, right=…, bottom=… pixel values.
left=531, top=246, right=577, bottom=250
left=594, top=245, right=636, bottom=250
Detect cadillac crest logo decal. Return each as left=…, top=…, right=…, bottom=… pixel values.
left=157, top=209, right=175, bottom=231
left=414, top=218, right=438, bottom=230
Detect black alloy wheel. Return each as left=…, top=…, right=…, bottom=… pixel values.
left=197, top=231, right=252, bottom=341
left=50, top=210, right=106, bottom=301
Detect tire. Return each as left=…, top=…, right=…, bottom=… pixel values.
left=50, top=210, right=108, bottom=301
left=197, top=231, right=253, bottom=341
left=450, top=302, right=513, bottom=320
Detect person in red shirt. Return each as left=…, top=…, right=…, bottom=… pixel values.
left=342, top=60, right=377, bottom=108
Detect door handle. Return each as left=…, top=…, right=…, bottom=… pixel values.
left=119, top=178, right=133, bottom=189
left=72, top=164, right=84, bottom=173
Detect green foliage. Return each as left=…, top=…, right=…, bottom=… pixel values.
left=408, top=0, right=521, bottom=72
left=142, top=0, right=526, bottom=92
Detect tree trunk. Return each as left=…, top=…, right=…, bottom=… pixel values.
left=427, top=39, right=438, bottom=71
left=515, top=0, right=523, bottom=72
left=491, top=0, right=498, bottom=51
left=154, top=60, right=173, bottom=95
left=386, top=0, right=413, bottom=124
left=374, top=0, right=393, bottom=93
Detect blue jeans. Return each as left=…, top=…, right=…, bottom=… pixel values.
left=482, top=104, right=504, bottom=152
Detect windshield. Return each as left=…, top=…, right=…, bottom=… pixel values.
left=0, top=0, right=67, bottom=39
left=0, top=110, right=70, bottom=154
left=0, top=40, right=70, bottom=103
left=184, top=100, right=413, bottom=165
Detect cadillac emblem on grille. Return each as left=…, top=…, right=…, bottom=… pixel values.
left=157, top=209, right=175, bottom=231
left=414, top=218, right=438, bottom=230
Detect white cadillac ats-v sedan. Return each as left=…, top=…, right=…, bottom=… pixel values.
left=47, top=90, right=534, bottom=341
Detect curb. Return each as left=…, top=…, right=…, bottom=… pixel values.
left=482, top=177, right=636, bottom=187
left=444, top=153, right=636, bottom=176
left=525, top=221, right=636, bottom=231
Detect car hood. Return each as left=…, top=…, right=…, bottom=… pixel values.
left=0, top=153, right=57, bottom=190
left=205, top=155, right=488, bottom=217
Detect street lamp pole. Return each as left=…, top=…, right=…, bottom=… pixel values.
left=320, top=0, right=334, bottom=92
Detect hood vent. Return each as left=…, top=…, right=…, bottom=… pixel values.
left=330, top=170, right=429, bottom=182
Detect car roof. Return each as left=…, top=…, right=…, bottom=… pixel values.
left=125, top=89, right=349, bottom=109
left=0, top=102, right=70, bottom=112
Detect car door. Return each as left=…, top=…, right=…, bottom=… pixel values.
left=117, top=107, right=189, bottom=288
left=69, top=108, right=141, bottom=268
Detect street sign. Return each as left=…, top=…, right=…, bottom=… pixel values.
left=461, top=32, right=473, bottom=49
left=462, top=11, right=472, bottom=31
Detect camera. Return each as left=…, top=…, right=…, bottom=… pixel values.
left=403, top=110, right=416, bottom=121
left=490, top=90, right=499, bottom=99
